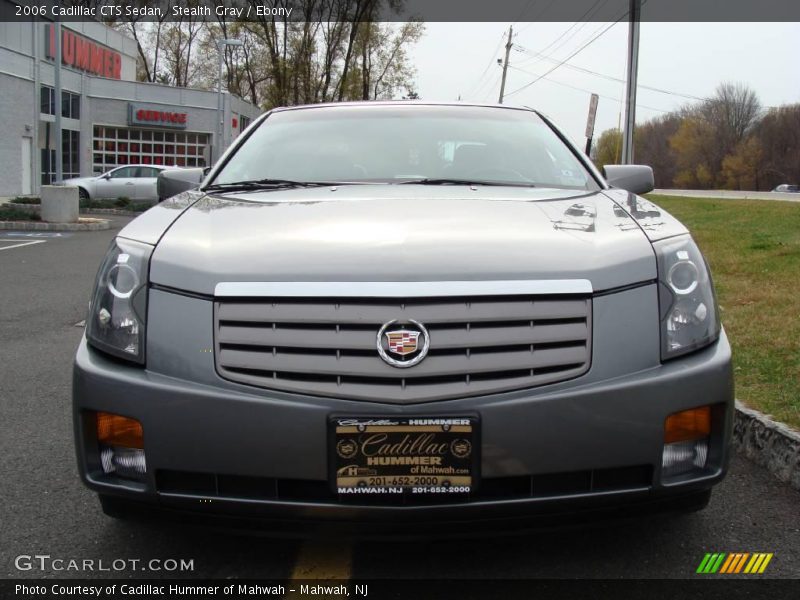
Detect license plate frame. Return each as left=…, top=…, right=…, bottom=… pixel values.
left=329, top=415, right=480, bottom=497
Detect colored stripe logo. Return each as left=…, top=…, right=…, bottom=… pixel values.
left=697, top=553, right=773, bottom=574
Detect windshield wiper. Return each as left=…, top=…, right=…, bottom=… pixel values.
left=203, top=178, right=338, bottom=193
left=397, top=178, right=535, bottom=187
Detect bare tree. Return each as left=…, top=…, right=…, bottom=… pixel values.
left=633, top=113, right=682, bottom=188
left=110, top=1, right=171, bottom=83
left=703, top=82, right=762, bottom=144
left=110, top=0, right=423, bottom=110
left=754, top=104, right=800, bottom=189
left=368, top=21, right=423, bottom=100
left=157, top=10, right=204, bottom=87
left=336, top=0, right=377, bottom=101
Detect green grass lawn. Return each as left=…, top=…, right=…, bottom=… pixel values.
left=647, top=194, right=800, bottom=429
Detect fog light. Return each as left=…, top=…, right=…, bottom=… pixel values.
left=100, top=446, right=147, bottom=479
left=96, top=412, right=146, bottom=481
left=662, top=438, right=708, bottom=479
left=662, top=406, right=711, bottom=480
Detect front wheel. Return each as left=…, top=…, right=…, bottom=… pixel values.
left=78, top=187, right=89, bottom=202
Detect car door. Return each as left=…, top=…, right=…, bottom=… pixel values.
left=92, top=168, right=119, bottom=199
left=135, top=167, right=162, bottom=201
left=96, top=166, right=137, bottom=199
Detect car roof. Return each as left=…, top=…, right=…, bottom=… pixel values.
left=269, top=100, right=537, bottom=115
left=112, top=164, right=168, bottom=169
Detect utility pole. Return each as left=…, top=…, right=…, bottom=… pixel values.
left=54, top=4, right=63, bottom=183
left=621, top=0, right=641, bottom=164
left=498, top=26, right=513, bottom=104
left=585, top=93, right=599, bottom=157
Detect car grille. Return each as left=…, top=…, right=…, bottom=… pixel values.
left=214, top=295, right=591, bottom=403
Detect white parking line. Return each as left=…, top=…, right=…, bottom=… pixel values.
left=0, top=240, right=47, bottom=251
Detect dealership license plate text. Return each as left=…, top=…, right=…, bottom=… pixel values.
left=332, top=417, right=477, bottom=495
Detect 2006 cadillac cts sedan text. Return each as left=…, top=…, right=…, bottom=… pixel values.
left=73, top=103, right=733, bottom=533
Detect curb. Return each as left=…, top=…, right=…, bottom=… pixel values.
left=0, top=218, right=110, bottom=231
left=733, top=401, right=800, bottom=490
left=5, top=203, right=143, bottom=217
left=81, top=208, right=141, bottom=216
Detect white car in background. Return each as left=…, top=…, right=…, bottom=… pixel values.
left=61, top=165, right=173, bottom=202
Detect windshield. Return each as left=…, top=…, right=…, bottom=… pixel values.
left=211, top=105, right=600, bottom=191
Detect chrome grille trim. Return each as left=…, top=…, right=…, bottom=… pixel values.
left=215, top=295, right=592, bottom=404
left=215, top=279, right=593, bottom=297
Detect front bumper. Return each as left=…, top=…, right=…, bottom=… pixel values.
left=73, top=320, right=734, bottom=529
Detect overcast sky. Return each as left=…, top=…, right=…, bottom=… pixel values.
left=411, top=22, right=800, bottom=145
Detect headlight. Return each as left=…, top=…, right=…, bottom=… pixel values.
left=85, top=238, right=152, bottom=364
left=655, top=235, right=720, bottom=360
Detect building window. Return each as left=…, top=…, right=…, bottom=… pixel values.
left=41, top=87, right=54, bottom=115
left=41, top=129, right=80, bottom=184
left=41, top=148, right=55, bottom=185
left=63, top=129, right=79, bottom=177
left=61, top=90, right=80, bottom=119
left=40, top=86, right=80, bottom=119
left=239, top=115, right=251, bottom=133
left=92, top=126, right=210, bottom=173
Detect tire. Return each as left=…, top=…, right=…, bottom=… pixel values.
left=78, top=187, right=89, bottom=201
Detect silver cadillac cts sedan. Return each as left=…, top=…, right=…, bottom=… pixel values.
left=73, top=103, right=733, bottom=534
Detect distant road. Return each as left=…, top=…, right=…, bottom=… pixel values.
left=653, top=189, right=800, bottom=202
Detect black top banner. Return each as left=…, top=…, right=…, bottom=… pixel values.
left=3, top=0, right=800, bottom=23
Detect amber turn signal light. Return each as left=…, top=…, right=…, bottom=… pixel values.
left=664, top=406, right=711, bottom=444
left=96, top=412, right=144, bottom=449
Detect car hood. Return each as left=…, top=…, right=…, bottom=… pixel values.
left=145, top=185, right=666, bottom=295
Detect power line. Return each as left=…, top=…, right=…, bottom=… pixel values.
left=514, top=0, right=562, bottom=36
left=507, top=64, right=672, bottom=114
left=513, top=43, right=708, bottom=102
left=472, top=62, right=503, bottom=101
left=512, top=0, right=538, bottom=27
left=480, top=71, right=503, bottom=103
left=504, top=16, right=625, bottom=98
left=513, top=38, right=781, bottom=111
left=514, top=0, right=611, bottom=68
left=513, top=23, right=588, bottom=69
left=513, top=20, right=607, bottom=72
left=506, top=0, right=659, bottom=101
left=463, top=30, right=508, bottom=100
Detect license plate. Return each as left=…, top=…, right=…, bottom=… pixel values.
left=330, top=416, right=478, bottom=496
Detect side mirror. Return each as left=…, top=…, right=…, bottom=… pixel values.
left=101, top=173, right=111, bottom=180
left=157, top=167, right=205, bottom=201
left=603, top=165, right=654, bottom=195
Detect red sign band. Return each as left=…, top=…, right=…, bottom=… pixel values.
left=46, top=24, right=121, bottom=80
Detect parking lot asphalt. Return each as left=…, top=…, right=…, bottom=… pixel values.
left=0, top=216, right=798, bottom=584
